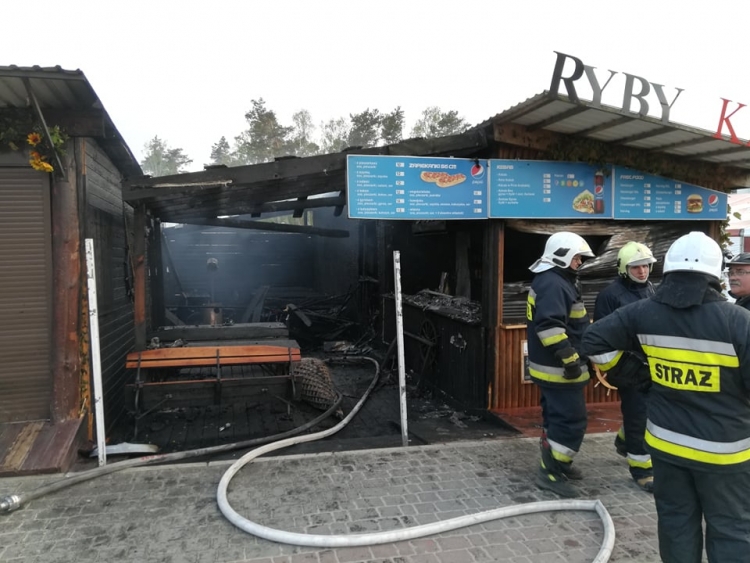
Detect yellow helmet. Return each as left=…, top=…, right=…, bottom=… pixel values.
left=617, top=242, right=656, bottom=282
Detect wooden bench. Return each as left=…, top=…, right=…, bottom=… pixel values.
left=125, top=342, right=302, bottom=436
left=125, top=344, right=301, bottom=369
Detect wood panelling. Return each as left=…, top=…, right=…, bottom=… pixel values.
left=84, top=140, right=134, bottom=431
left=491, top=325, right=618, bottom=410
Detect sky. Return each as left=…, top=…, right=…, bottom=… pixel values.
left=3, top=0, right=750, bottom=172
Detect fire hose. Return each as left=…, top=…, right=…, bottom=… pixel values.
left=0, top=389, right=343, bottom=514
left=216, top=356, right=616, bottom=562
left=2, top=356, right=616, bottom=562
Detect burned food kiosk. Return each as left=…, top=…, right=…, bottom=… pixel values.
left=352, top=94, right=744, bottom=428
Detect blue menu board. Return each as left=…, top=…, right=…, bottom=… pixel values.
left=488, top=160, right=614, bottom=219
left=346, top=155, right=488, bottom=220
left=613, top=167, right=728, bottom=220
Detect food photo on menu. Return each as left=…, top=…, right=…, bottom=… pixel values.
left=687, top=194, right=702, bottom=213
left=572, top=189, right=595, bottom=214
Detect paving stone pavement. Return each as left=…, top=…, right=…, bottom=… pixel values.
left=0, top=434, right=671, bottom=563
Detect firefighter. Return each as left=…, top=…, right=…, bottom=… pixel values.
left=582, top=231, right=750, bottom=563
left=593, top=241, right=656, bottom=493
left=527, top=231, right=594, bottom=498
left=727, top=253, right=750, bottom=310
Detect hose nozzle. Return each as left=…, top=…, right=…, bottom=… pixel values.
left=0, top=494, right=21, bottom=513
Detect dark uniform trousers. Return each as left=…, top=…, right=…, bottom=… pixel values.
left=618, top=386, right=650, bottom=478
left=654, top=460, right=750, bottom=563
left=539, top=382, right=587, bottom=454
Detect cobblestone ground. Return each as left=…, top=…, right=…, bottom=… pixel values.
left=0, top=434, right=673, bottom=563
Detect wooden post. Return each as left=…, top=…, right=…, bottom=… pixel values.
left=149, top=218, right=164, bottom=330
left=133, top=204, right=147, bottom=351
left=51, top=144, right=82, bottom=422
left=482, top=221, right=504, bottom=411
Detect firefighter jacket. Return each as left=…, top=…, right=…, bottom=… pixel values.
left=582, top=272, right=750, bottom=472
left=735, top=295, right=750, bottom=311
left=594, top=277, right=655, bottom=321
left=526, top=267, right=590, bottom=386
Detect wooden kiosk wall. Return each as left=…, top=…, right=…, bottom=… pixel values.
left=490, top=324, right=617, bottom=410
left=483, top=142, right=730, bottom=412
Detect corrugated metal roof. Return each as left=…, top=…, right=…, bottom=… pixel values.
left=490, top=91, right=750, bottom=170
left=0, top=65, right=141, bottom=179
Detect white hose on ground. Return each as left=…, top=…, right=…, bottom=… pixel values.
left=217, top=356, right=616, bottom=562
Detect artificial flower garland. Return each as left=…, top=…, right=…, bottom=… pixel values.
left=27, top=133, right=54, bottom=173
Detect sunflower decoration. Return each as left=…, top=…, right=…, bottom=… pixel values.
left=25, top=127, right=67, bottom=173
left=0, top=110, right=67, bottom=174
left=27, top=132, right=42, bottom=146
left=29, top=150, right=54, bottom=173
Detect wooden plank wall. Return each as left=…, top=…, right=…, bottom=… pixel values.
left=83, top=139, right=135, bottom=431
left=491, top=324, right=618, bottom=410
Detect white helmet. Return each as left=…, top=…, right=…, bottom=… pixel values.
left=663, top=231, right=723, bottom=280
left=529, top=232, right=594, bottom=273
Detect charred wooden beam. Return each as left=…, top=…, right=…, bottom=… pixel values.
left=150, top=322, right=288, bottom=341
left=184, top=217, right=350, bottom=238
left=124, top=172, right=346, bottom=219
left=292, top=196, right=307, bottom=218
left=334, top=190, right=345, bottom=217
left=123, top=130, right=489, bottom=194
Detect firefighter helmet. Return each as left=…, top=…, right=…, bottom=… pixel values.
left=663, top=232, right=723, bottom=280
left=529, top=232, right=594, bottom=273
left=617, top=242, right=656, bottom=283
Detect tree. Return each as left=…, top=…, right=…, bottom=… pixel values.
left=233, top=98, right=293, bottom=165
left=287, top=110, right=320, bottom=157
left=347, top=108, right=382, bottom=148
left=319, top=117, right=350, bottom=154
left=380, top=106, right=404, bottom=145
left=410, top=107, right=470, bottom=138
left=209, top=136, right=236, bottom=166
left=140, top=136, right=192, bottom=177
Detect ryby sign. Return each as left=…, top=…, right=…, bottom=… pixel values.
left=549, top=52, right=685, bottom=123
left=551, top=51, right=750, bottom=147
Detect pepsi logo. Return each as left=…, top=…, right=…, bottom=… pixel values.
left=708, top=194, right=719, bottom=207
left=594, top=186, right=604, bottom=195
left=470, top=163, right=485, bottom=179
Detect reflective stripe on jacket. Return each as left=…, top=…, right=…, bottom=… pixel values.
left=526, top=268, right=590, bottom=386
left=582, top=290, right=750, bottom=471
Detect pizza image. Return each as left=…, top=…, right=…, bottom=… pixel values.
left=436, top=173, right=467, bottom=188
left=572, top=189, right=595, bottom=214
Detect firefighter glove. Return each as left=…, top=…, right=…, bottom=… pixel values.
left=555, top=346, right=583, bottom=380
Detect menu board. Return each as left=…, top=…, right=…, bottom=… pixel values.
left=346, top=155, right=488, bottom=220
left=488, top=160, right=614, bottom=219
left=613, top=167, right=728, bottom=220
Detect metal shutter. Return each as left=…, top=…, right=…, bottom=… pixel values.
left=0, top=168, right=52, bottom=422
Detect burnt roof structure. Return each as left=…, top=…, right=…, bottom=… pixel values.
left=123, top=131, right=490, bottom=222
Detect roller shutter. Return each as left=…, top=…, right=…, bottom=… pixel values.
left=0, top=168, right=52, bottom=422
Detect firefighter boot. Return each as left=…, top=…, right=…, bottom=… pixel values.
left=540, top=436, right=583, bottom=480
left=614, top=431, right=627, bottom=458
left=635, top=476, right=654, bottom=493
left=536, top=439, right=578, bottom=498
